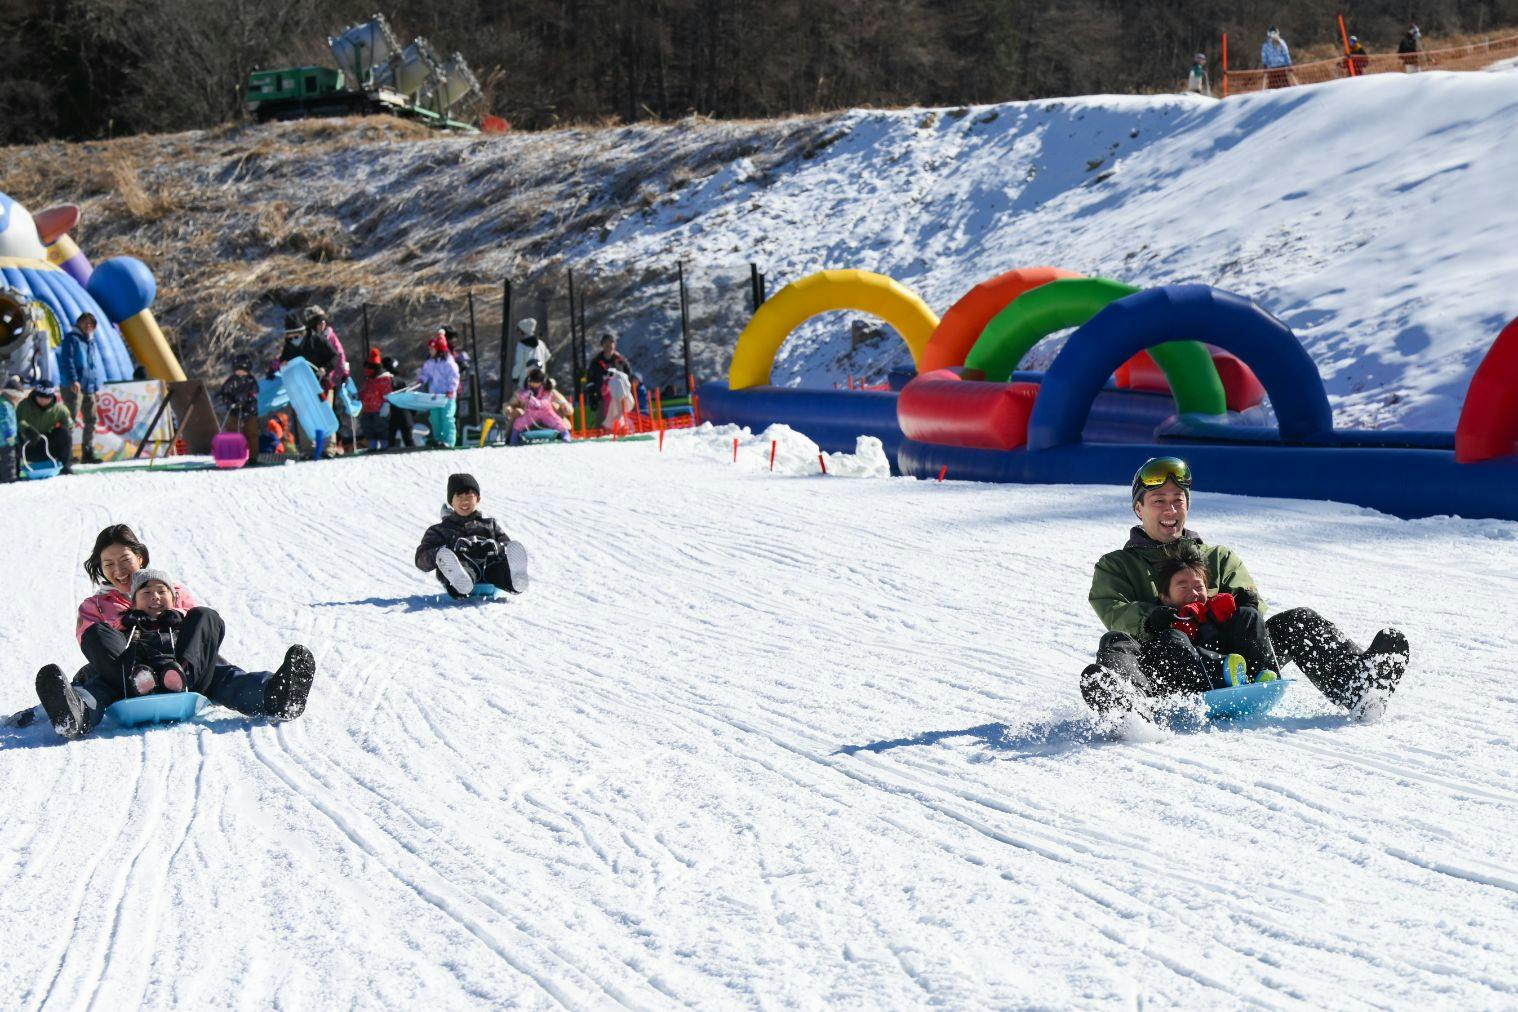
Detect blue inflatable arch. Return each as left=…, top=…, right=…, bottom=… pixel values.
left=1026, top=285, right=1333, bottom=450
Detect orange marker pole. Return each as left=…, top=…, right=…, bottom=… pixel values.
left=1337, top=14, right=1355, bottom=75
left=732, top=437, right=738, bottom=462
left=818, top=453, right=828, bottom=474
left=659, top=428, right=665, bottom=452
left=937, top=465, right=947, bottom=482
left=769, top=439, right=777, bottom=471
left=578, top=394, right=587, bottom=437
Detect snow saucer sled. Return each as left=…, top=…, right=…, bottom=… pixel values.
left=211, top=432, right=249, bottom=469
left=106, top=692, right=210, bottom=728
left=1199, top=678, right=1291, bottom=720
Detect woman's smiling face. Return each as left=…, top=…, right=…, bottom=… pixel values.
left=99, top=543, right=146, bottom=593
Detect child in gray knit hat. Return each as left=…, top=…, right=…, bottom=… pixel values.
left=121, top=568, right=189, bottom=695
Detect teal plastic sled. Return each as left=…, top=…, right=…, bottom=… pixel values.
left=281, top=357, right=338, bottom=441
left=388, top=389, right=452, bottom=412
left=106, top=692, right=210, bottom=728
left=338, top=377, right=361, bottom=418
left=257, top=377, right=290, bottom=414
left=471, top=583, right=502, bottom=598
left=1201, top=679, right=1290, bottom=719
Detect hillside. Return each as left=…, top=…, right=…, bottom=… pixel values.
left=3, top=69, right=1516, bottom=429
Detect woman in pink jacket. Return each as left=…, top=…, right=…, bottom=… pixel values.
left=26, top=524, right=317, bottom=740
left=508, top=367, right=572, bottom=445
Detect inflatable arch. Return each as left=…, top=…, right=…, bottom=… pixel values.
left=1455, top=315, right=1518, bottom=463
left=918, top=266, right=1080, bottom=373
left=728, top=270, right=939, bottom=390
left=963, top=277, right=1228, bottom=417
left=1026, top=286, right=1333, bottom=451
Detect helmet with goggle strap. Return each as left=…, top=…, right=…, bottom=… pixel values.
left=1131, top=456, right=1192, bottom=504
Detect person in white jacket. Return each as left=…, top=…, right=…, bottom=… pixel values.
left=510, top=318, right=550, bottom=389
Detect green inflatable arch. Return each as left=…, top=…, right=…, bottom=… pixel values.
left=962, top=277, right=1228, bottom=416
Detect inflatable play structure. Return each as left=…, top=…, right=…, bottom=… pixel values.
left=1, top=191, right=185, bottom=385
left=699, top=267, right=1518, bottom=522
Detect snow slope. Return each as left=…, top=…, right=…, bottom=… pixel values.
left=586, top=72, right=1518, bottom=430
left=3, top=435, right=1518, bottom=1008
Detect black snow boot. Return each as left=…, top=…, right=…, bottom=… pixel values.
left=1080, top=664, right=1153, bottom=720
left=36, top=664, right=88, bottom=740
left=263, top=645, right=316, bottom=721
left=1349, top=628, right=1409, bottom=721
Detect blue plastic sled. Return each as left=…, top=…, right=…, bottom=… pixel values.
left=257, top=377, right=290, bottom=415
left=338, top=377, right=361, bottom=419
left=280, top=357, right=338, bottom=441
left=471, top=583, right=503, bottom=599
left=388, top=389, right=452, bottom=412
left=1201, top=679, right=1291, bottom=720
left=106, top=692, right=210, bottom=728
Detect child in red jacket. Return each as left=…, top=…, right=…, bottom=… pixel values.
left=357, top=349, right=394, bottom=450
left=1141, top=546, right=1279, bottom=693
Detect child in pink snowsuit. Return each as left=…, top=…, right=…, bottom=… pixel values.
left=509, top=368, right=571, bottom=445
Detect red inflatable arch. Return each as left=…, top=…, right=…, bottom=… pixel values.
left=1456, top=315, right=1518, bottom=463
left=919, top=266, right=1081, bottom=374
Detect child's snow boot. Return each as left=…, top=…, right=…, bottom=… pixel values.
left=128, top=661, right=157, bottom=696
left=36, top=664, right=88, bottom=740
left=435, top=547, right=475, bottom=597
left=263, top=645, right=316, bottom=721
left=502, top=540, right=529, bottom=594
left=1080, top=664, right=1153, bottom=721
left=157, top=661, right=188, bottom=693
left=1217, top=653, right=1248, bottom=689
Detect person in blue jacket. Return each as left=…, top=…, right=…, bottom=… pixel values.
left=58, top=312, right=104, bottom=465
left=1261, top=27, right=1296, bottom=89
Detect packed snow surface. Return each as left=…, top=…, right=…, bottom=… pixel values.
left=3, top=434, right=1518, bottom=1008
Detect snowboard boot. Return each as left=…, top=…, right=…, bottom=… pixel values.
left=502, top=540, right=529, bottom=594
left=434, top=547, right=475, bottom=597
left=263, top=645, right=316, bottom=721
left=36, top=664, right=88, bottom=740
left=1253, top=669, right=1280, bottom=683
left=1349, top=628, right=1409, bottom=722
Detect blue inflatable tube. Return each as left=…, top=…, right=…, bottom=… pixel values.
left=1158, top=414, right=1456, bottom=450
left=698, top=382, right=906, bottom=462
left=896, top=439, right=1518, bottom=521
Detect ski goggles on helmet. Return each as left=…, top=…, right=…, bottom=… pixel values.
left=1131, top=456, right=1192, bottom=501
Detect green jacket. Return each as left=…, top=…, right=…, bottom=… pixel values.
left=1089, top=527, right=1262, bottom=640
left=15, top=396, right=71, bottom=437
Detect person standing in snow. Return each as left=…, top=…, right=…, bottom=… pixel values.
left=1261, top=27, right=1296, bottom=89
left=584, top=333, right=635, bottom=413
left=217, top=352, right=262, bottom=461
left=1345, top=35, right=1369, bottom=76
left=418, top=333, right=460, bottom=447
left=1082, top=456, right=1409, bottom=721
left=57, top=312, right=103, bottom=464
left=510, top=318, right=550, bottom=391
left=415, top=473, right=529, bottom=598
left=1398, top=23, right=1422, bottom=69
left=1185, top=53, right=1211, bottom=96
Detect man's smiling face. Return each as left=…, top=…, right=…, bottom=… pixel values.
left=1135, top=480, right=1189, bottom=543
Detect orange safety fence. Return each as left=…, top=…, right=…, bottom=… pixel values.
left=1225, top=33, right=1518, bottom=94
left=572, top=385, right=700, bottom=441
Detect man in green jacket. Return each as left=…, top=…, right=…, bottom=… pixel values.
left=1083, top=456, right=1409, bottom=720
left=14, top=380, right=73, bottom=475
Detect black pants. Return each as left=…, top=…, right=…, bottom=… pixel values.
left=1146, top=606, right=1278, bottom=693
left=72, top=608, right=275, bottom=731
left=1265, top=607, right=1372, bottom=708
left=435, top=549, right=522, bottom=597
left=386, top=407, right=416, bottom=447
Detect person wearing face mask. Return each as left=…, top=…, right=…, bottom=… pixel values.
left=1081, top=457, right=1409, bottom=721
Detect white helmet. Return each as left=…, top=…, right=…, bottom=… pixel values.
left=516, top=318, right=538, bottom=337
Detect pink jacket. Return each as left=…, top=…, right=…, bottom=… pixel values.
left=511, top=388, right=570, bottom=431
left=320, top=325, right=351, bottom=389
left=75, top=583, right=197, bottom=643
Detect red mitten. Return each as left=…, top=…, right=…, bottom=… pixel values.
left=1171, top=602, right=1206, bottom=639
left=1207, top=593, right=1237, bottom=624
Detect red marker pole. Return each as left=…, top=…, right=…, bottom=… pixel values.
left=769, top=439, right=777, bottom=471
left=937, top=465, right=947, bottom=482
left=732, top=437, right=739, bottom=462
left=659, top=428, right=665, bottom=452
left=818, top=453, right=828, bottom=474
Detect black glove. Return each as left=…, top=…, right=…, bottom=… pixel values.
left=119, top=609, right=154, bottom=631
left=1144, top=605, right=1179, bottom=635
left=1233, top=587, right=1261, bottom=611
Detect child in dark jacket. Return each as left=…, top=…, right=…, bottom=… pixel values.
left=118, top=569, right=191, bottom=696
left=217, top=353, right=262, bottom=458
left=1137, top=546, right=1279, bottom=694
left=415, top=473, right=529, bottom=597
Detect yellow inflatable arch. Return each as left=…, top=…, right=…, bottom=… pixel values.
left=728, top=270, right=940, bottom=389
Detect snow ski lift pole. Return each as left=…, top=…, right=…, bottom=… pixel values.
left=361, top=302, right=371, bottom=366
left=1222, top=33, right=1230, bottom=97
left=678, top=260, right=694, bottom=395
left=467, top=290, right=483, bottom=425
left=567, top=268, right=581, bottom=404
left=750, top=262, right=762, bottom=312
left=507, top=277, right=519, bottom=412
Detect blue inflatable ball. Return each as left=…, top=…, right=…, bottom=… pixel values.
left=86, top=257, right=157, bottom=322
